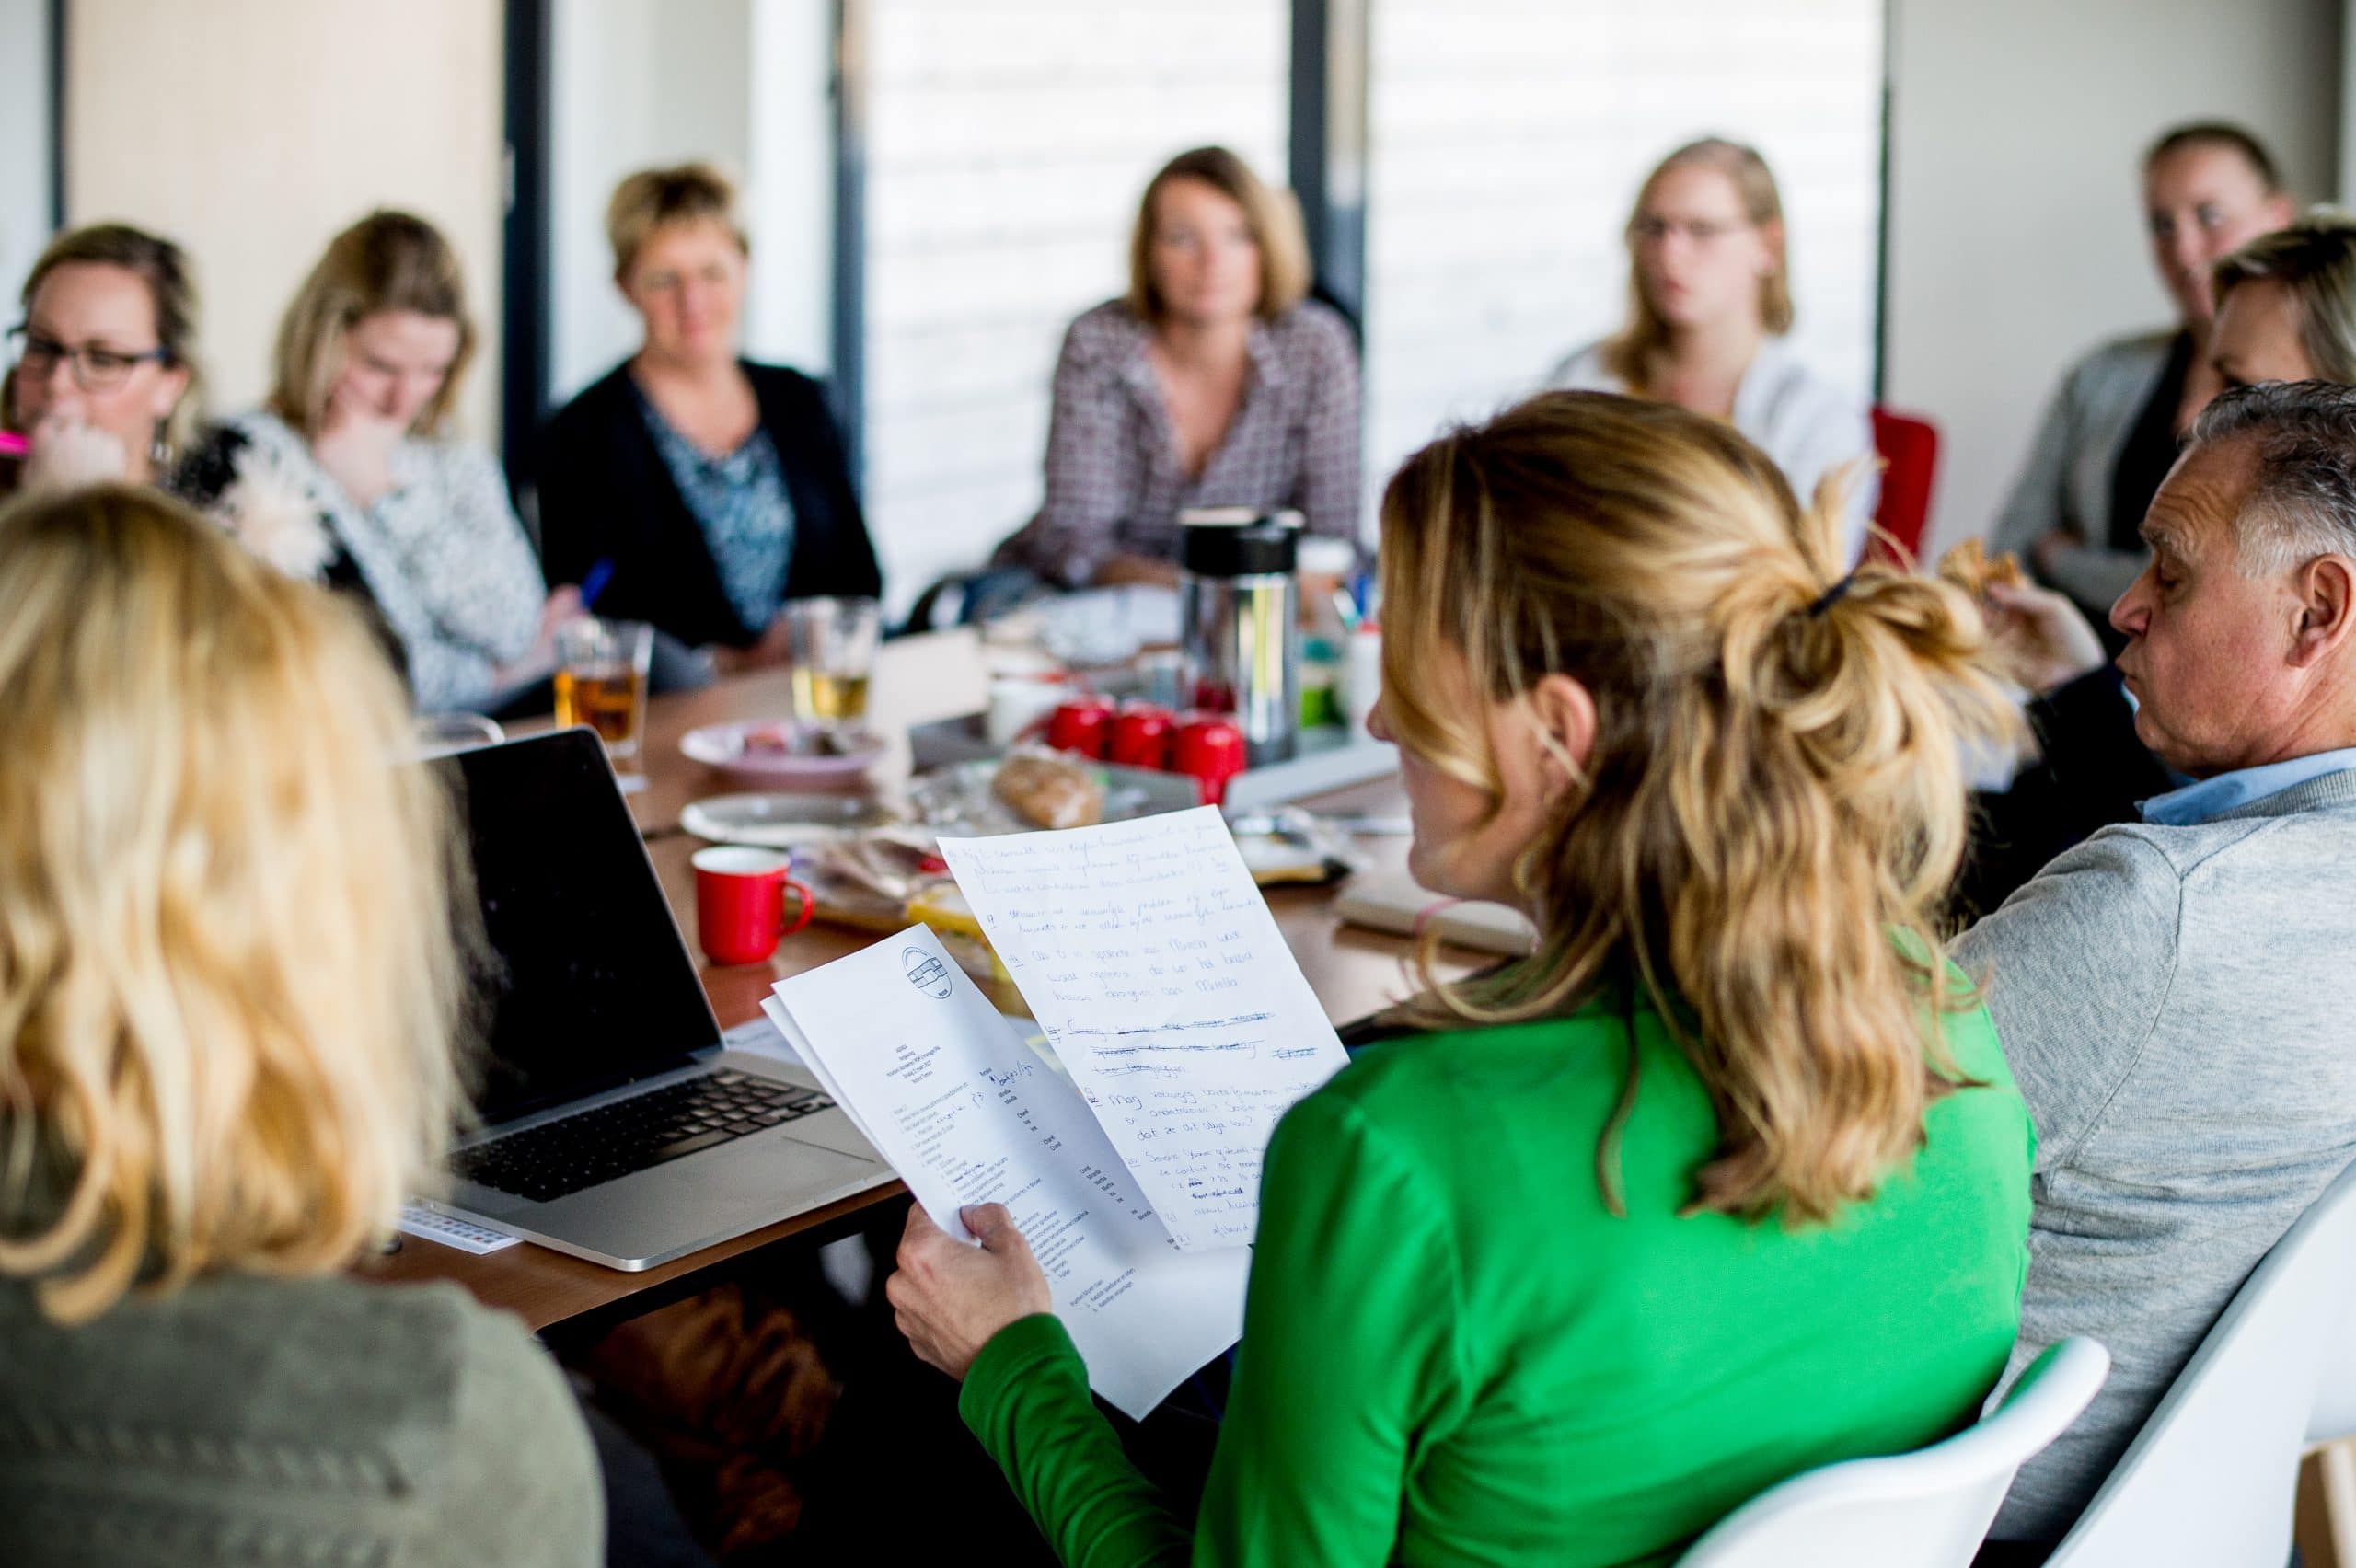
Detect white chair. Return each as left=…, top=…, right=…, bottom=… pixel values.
left=1676, top=1337, right=2109, bottom=1566
left=2044, top=1155, right=2356, bottom=1566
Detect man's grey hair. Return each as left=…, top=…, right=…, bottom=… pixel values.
left=2186, top=380, right=2356, bottom=573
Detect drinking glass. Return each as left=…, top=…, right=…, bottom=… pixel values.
left=411, top=711, right=504, bottom=760
left=784, top=597, right=881, bottom=725
left=554, top=617, right=654, bottom=767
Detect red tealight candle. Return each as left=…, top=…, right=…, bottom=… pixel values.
left=1110, top=703, right=1175, bottom=770
left=1171, top=714, right=1248, bottom=804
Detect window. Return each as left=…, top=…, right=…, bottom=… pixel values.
left=1363, top=1, right=1884, bottom=495
left=862, top=0, right=1289, bottom=611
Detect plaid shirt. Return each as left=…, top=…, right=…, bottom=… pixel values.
left=1000, top=298, right=1361, bottom=586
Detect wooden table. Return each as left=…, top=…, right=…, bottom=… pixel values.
left=370, top=629, right=1457, bottom=1336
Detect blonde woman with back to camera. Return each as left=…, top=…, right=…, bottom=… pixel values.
left=0, top=488, right=600, bottom=1565
left=886, top=391, right=2036, bottom=1563
left=1548, top=138, right=1877, bottom=563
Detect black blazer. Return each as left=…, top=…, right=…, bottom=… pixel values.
left=529, top=361, right=882, bottom=649
left=1956, top=666, right=2173, bottom=919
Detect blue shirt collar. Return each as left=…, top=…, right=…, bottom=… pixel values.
left=2139, top=747, right=2356, bottom=825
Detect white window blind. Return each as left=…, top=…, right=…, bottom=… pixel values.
left=863, top=0, right=1289, bottom=612
left=1364, top=1, right=1885, bottom=495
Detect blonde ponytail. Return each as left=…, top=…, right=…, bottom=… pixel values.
left=1382, top=392, right=2021, bottom=1221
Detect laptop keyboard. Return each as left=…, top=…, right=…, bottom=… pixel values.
left=453, top=1069, right=834, bottom=1204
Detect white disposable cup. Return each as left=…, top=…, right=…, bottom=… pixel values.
left=987, top=677, right=1068, bottom=747
left=1345, top=628, right=1384, bottom=740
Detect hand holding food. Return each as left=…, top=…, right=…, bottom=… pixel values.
left=1935, top=536, right=2028, bottom=597
left=1939, top=539, right=2105, bottom=695
left=20, top=414, right=132, bottom=494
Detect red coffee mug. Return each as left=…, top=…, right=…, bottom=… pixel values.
left=1172, top=714, right=1248, bottom=805
left=1110, top=703, right=1175, bottom=769
left=1046, top=698, right=1115, bottom=759
left=693, top=846, right=815, bottom=966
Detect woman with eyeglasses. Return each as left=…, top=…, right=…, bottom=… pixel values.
left=1545, top=138, right=1875, bottom=563
left=2, top=224, right=199, bottom=497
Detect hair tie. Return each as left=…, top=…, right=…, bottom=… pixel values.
left=1805, top=571, right=1857, bottom=618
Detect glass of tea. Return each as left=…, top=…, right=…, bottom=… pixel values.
left=553, top=617, right=654, bottom=767
left=784, top=596, right=880, bottom=726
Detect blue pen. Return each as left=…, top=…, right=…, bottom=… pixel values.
left=579, top=559, right=616, bottom=611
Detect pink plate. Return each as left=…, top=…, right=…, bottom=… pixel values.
left=679, top=719, right=885, bottom=786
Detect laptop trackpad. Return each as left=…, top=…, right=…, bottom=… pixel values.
left=782, top=1110, right=884, bottom=1160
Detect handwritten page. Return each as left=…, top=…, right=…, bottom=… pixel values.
left=938, top=806, right=1351, bottom=1250
left=768, top=926, right=1246, bottom=1420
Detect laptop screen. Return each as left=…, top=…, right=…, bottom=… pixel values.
left=445, top=729, right=721, bottom=1124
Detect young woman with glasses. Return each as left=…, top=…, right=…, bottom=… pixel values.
left=1545, top=138, right=1876, bottom=563
left=2, top=224, right=199, bottom=498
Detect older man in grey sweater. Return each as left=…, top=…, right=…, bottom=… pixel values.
left=1963, top=380, right=2356, bottom=1546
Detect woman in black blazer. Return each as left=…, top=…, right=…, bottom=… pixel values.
left=532, top=164, right=880, bottom=667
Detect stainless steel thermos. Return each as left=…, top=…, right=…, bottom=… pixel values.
left=1177, top=508, right=1300, bottom=767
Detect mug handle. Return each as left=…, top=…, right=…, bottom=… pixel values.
left=779, top=875, right=817, bottom=938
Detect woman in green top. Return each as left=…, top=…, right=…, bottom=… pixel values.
left=890, top=391, right=2038, bottom=1565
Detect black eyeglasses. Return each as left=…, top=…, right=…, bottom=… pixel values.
left=5, top=325, right=173, bottom=392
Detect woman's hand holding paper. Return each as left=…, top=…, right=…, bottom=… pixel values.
left=888, top=1202, right=1052, bottom=1380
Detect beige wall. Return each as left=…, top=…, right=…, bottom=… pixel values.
left=0, top=0, right=53, bottom=311
left=65, top=0, right=505, bottom=441
left=1885, top=0, right=2342, bottom=557
left=549, top=0, right=752, bottom=404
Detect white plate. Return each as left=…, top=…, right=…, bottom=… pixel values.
left=680, top=791, right=899, bottom=850
left=679, top=719, right=885, bottom=785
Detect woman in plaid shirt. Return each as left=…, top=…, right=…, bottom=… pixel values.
left=997, top=146, right=1361, bottom=589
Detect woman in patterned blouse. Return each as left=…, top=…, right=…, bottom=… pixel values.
left=179, top=212, right=571, bottom=713
left=530, top=164, right=880, bottom=670
left=996, top=145, right=1362, bottom=589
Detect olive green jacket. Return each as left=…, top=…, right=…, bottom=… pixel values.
left=0, top=1263, right=602, bottom=1566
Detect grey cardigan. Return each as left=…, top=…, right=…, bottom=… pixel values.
left=0, top=1267, right=602, bottom=1565
left=1956, top=770, right=2356, bottom=1541
left=1989, top=332, right=2175, bottom=610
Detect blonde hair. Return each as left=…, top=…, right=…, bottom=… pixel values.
left=606, top=162, right=748, bottom=281
left=0, top=486, right=474, bottom=1323
left=1380, top=391, right=2021, bottom=1222
left=1603, top=138, right=1794, bottom=391
left=2212, top=210, right=2356, bottom=384
left=1126, top=145, right=1311, bottom=324
left=268, top=211, right=475, bottom=439
left=7, top=223, right=202, bottom=455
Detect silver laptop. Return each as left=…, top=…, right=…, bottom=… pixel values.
left=418, top=728, right=894, bottom=1270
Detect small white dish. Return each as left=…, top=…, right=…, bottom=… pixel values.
left=679, top=719, right=885, bottom=786
left=680, top=791, right=899, bottom=850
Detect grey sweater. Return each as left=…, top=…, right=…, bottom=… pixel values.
left=1955, top=770, right=2356, bottom=1541
left=0, top=1267, right=602, bottom=1566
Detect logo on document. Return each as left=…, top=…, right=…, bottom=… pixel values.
left=903, top=946, right=953, bottom=999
